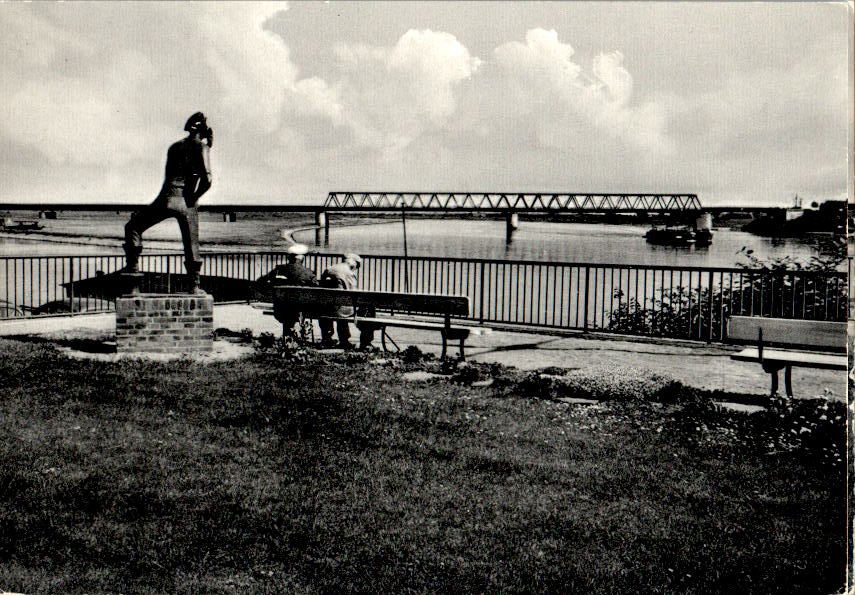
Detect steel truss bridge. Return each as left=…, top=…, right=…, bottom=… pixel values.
left=322, top=192, right=703, bottom=212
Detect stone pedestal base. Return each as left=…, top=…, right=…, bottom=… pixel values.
left=116, top=293, right=213, bottom=355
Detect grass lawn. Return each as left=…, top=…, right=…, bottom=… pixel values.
left=0, top=338, right=847, bottom=594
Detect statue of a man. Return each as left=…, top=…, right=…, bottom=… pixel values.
left=123, top=112, right=212, bottom=293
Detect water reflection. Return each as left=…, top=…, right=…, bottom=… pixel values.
left=294, top=219, right=826, bottom=269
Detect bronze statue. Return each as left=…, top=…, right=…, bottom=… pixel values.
left=123, top=112, right=212, bottom=293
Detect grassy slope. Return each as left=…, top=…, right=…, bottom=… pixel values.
left=0, top=339, right=846, bottom=594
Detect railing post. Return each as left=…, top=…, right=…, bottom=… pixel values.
left=166, top=257, right=171, bottom=293
left=250, top=253, right=256, bottom=302
left=583, top=265, right=590, bottom=331
left=68, top=257, right=74, bottom=317
left=478, top=260, right=485, bottom=324
left=707, top=269, right=714, bottom=342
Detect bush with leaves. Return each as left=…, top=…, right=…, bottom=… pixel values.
left=510, top=365, right=702, bottom=405
left=401, top=345, right=426, bottom=365
left=256, top=332, right=276, bottom=351
left=608, top=239, right=848, bottom=341
left=449, top=362, right=486, bottom=384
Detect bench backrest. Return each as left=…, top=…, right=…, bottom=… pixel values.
left=273, top=286, right=470, bottom=318
left=727, top=316, right=846, bottom=352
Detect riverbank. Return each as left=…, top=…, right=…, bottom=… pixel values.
left=0, top=335, right=845, bottom=593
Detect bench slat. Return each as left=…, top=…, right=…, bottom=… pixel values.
left=357, top=316, right=486, bottom=335
left=727, top=316, right=846, bottom=351
left=273, top=286, right=470, bottom=316
left=731, top=347, right=847, bottom=370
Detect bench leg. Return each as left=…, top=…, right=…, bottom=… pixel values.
left=763, top=362, right=784, bottom=397
left=784, top=365, right=793, bottom=397
left=378, top=328, right=399, bottom=353
left=459, top=337, right=466, bottom=361
left=440, top=331, right=448, bottom=359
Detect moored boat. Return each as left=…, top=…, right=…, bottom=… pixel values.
left=645, top=226, right=713, bottom=246
left=1, top=220, right=44, bottom=232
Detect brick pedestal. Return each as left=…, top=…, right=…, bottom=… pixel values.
left=116, top=293, right=213, bottom=354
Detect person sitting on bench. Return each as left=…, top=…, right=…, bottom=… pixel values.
left=258, top=243, right=317, bottom=339
left=318, top=253, right=375, bottom=350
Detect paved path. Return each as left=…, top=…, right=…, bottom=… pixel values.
left=0, top=304, right=847, bottom=400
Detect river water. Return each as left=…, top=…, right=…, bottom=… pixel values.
left=0, top=214, right=836, bottom=269
left=293, top=219, right=832, bottom=269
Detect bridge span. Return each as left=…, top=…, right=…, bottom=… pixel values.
left=317, top=191, right=709, bottom=243
left=322, top=191, right=703, bottom=212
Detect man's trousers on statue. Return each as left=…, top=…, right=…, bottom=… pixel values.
left=124, top=194, right=202, bottom=290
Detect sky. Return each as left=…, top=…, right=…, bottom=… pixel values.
left=0, top=1, right=851, bottom=208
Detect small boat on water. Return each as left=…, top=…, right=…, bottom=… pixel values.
left=1, top=220, right=44, bottom=232
left=645, top=226, right=713, bottom=247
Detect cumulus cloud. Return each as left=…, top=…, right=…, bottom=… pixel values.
left=486, top=29, right=672, bottom=155
left=387, top=29, right=482, bottom=123
left=329, top=29, right=481, bottom=155
left=288, top=77, right=343, bottom=123
left=593, top=51, right=633, bottom=107
left=198, top=2, right=295, bottom=135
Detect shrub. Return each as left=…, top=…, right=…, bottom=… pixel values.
left=556, top=366, right=683, bottom=402
left=255, top=334, right=310, bottom=362
left=450, top=362, right=485, bottom=384
left=513, top=372, right=557, bottom=400
left=607, top=242, right=848, bottom=341
left=760, top=395, right=846, bottom=463
left=256, top=332, right=276, bottom=350
left=343, top=350, right=370, bottom=365
left=439, top=357, right=460, bottom=375
left=401, top=345, right=425, bottom=364
left=510, top=365, right=701, bottom=405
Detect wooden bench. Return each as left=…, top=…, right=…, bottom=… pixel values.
left=726, top=315, right=847, bottom=396
left=271, top=286, right=490, bottom=359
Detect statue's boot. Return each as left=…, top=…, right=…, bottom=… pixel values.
left=121, top=244, right=143, bottom=294
left=187, top=260, right=206, bottom=295
left=123, top=243, right=141, bottom=273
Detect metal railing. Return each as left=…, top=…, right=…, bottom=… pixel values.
left=1, top=251, right=848, bottom=343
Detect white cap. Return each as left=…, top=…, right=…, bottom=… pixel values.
left=344, top=253, right=362, bottom=266
left=286, top=243, right=309, bottom=255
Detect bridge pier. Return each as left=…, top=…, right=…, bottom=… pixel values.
left=314, top=210, right=329, bottom=246
left=505, top=212, right=519, bottom=244
left=695, top=212, right=713, bottom=230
